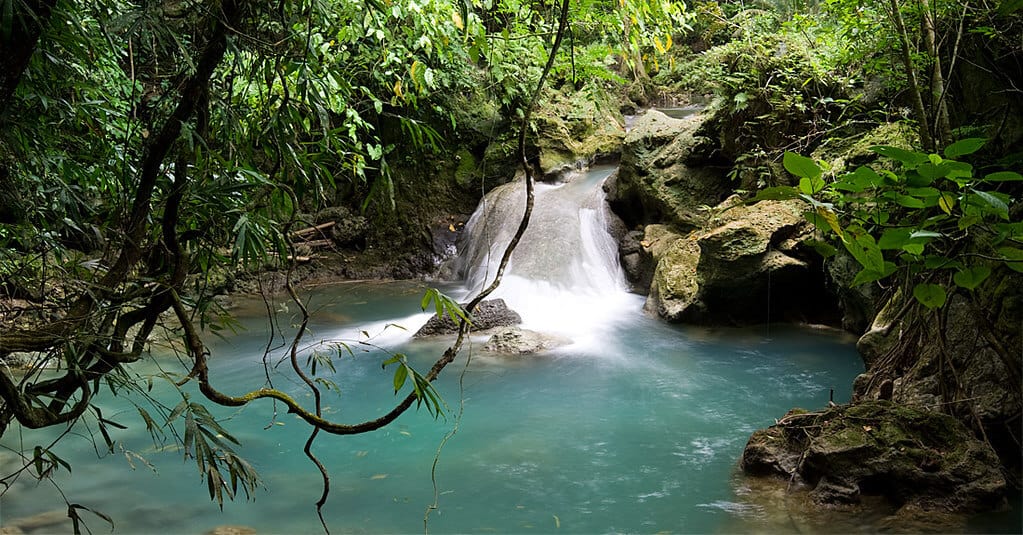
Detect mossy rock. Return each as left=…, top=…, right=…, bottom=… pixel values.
left=453, top=148, right=479, bottom=187
left=812, top=122, right=918, bottom=175
left=610, top=110, right=730, bottom=230
left=741, top=400, right=1007, bottom=512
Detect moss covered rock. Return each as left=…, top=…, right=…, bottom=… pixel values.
left=741, top=400, right=1007, bottom=512
left=642, top=197, right=836, bottom=324
left=854, top=268, right=1023, bottom=480
left=608, top=109, right=731, bottom=231
left=533, top=84, right=626, bottom=174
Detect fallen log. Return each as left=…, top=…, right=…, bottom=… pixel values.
left=291, top=221, right=335, bottom=238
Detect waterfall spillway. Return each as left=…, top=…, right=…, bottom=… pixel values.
left=454, top=164, right=640, bottom=349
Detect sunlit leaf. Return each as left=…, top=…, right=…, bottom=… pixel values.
left=943, top=138, right=986, bottom=159
left=870, top=146, right=928, bottom=167
left=784, top=151, right=822, bottom=181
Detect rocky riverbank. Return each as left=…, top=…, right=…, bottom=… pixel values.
left=605, top=105, right=1021, bottom=522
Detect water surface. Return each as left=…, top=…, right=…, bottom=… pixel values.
left=1, top=282, right=865, bottom=534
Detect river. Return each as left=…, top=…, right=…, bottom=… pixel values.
left=7, top=164, right=997, bottom=533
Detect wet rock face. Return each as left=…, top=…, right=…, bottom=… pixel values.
left=642, top=198, right=839, bottom=325
left=413, top=298, right=522, bottom=337
left=606, top=109, right=731, bottom=231
left=740, top=401, right=1007, bottom=512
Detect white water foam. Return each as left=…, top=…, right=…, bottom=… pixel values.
left=453, top=164, right=642, bottom=353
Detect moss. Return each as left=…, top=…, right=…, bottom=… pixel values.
left=453, top=148, right=478, bottom=187
left=812, top=122, right=918, bottom=175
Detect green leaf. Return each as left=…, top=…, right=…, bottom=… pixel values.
left=783, top=151, right=822, bottom=181
left=924, top=255, right=961, bottom=270
left=878, top=228, right=912, bottom=250
left=805, top=240, right=837, bottom=258
left=799, top=176, right=826, bottom=196
left=984, top=171, right=1023, bottom=182
left=749, top=186, right=799, bottom=202
left=953, top=266, right=992, bottom=290
left=938, top=192, right=956, bottom=214
left=894, top=194, right=926, bottom=208
left=913, top=283, right=947, bottom=309
left=970, top=189, right=1010, bottom=220
left=393, top=364, right=408, bottom=393
left=870, top=146, right=928, bottom=167
left=998, top=247, right=1023, bottom=273
left=902, top=243, right=925, bottom=255
left=381, top=354, right=403, bottom=369
left=850, top=262, right=897, bottom=286
left=835, top=166, right=882, bottom=192
left=943, top=138, right=986, bottom=159
left=843, top=228, right=885, bottom=273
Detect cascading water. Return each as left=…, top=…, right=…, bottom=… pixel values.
left=452, top=164, right=640, bottom=350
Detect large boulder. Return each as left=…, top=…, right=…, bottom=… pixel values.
left=643, top=197, right=837, bottom=324
left=533, top=84, right=626, bottom=174
left=413, top=298, right=521, bottom=337
left=741, top=401, right=1007, bottom=512
left=606, top=109, right=731, bottom=231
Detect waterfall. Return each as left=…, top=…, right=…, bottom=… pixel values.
left=453, top=164, right=641, bottom=349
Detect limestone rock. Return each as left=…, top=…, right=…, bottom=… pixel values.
left=740, top=400, right=1007, bottom=512
left=482, top=327, right=570, bottom=355
left=646, top=233, right=701, bottom=321
left=607, top=109, right=731, bottom=230
left=642, top=198, right=835, bottom=324
left=413, top=299, right=521, bottom=337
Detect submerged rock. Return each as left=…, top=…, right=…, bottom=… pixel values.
left=5, top=509, right=69, bottom=532
left=740, top=400, right=1007, bottom=512
left=482, top=327, right=570, bottom=355
left=413, top=298, right=521, bottom=337
left=205, top=526, right=257, bottom=535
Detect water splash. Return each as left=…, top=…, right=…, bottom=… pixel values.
left=453, top=164, right=641, bottom=351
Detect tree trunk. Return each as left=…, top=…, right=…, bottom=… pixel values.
left=888, top=0, right=935, bottom=152
left=919, top=0, right=954, bottom=148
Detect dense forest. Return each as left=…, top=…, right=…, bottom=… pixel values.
left=1, top=0, right=1021, bottom=532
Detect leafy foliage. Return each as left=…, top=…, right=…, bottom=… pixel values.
left=780, top=142, right=1022, bottom=307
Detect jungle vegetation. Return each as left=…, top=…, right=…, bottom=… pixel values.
left=0, top=0, right=1020, bottom=531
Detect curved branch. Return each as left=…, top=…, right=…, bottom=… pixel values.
left=186, top=0, right=575, bottom=436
